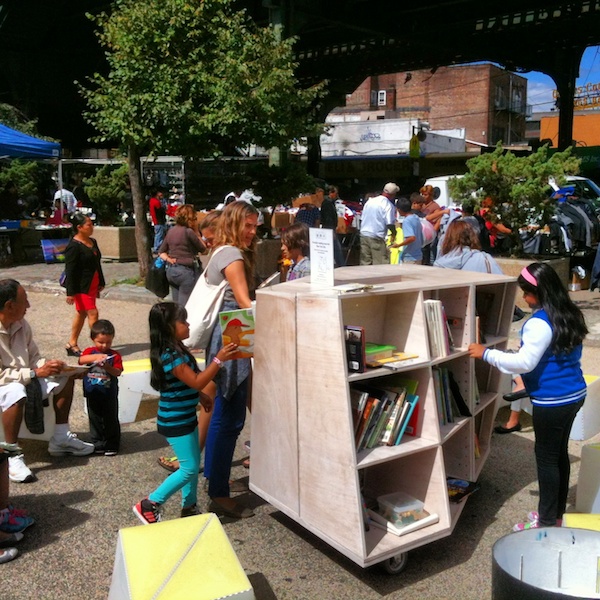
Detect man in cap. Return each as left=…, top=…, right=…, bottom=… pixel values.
left=359, top=182, right=398, bottom=265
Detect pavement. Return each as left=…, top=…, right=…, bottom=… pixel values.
left=2, top=259, right=600, bottom=600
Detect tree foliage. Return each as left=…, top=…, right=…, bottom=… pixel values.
left=84, top=163, right=130, bottom=225
left=79, top=0, right=325, bottom=275
left=449, top=144, right=581, bottom=247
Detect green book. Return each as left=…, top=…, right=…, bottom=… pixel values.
left=365, top=342, right=397, bottom=361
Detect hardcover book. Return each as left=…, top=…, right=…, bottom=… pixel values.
left=447, top=478, right=480, bottom=503
left=344, top=325, right=366, bottom=372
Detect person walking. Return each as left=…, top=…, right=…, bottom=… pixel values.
left=359, top=182, right=398, bottom=265
left=64, top=213, right=105, bottom=357
left=158, top=204, right=206, bottom=307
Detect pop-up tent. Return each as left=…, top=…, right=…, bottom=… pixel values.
left=0, top=123, right=60, bottom=159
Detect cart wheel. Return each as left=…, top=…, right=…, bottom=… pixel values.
left=382, top=552, right=408, bottom=575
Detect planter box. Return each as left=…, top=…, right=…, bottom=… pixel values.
left=93, top=226, right=137, bottom=262
left=494, top=257, right=569, bottom=309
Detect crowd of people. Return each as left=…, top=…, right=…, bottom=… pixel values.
left=0, top=180, right=588, bottom=561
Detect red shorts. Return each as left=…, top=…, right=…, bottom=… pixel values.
left=74, top=271, right=100, bottom=312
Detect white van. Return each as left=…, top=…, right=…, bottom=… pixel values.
left=423, top=175, right=464, bottom=209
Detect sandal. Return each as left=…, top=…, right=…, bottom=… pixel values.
left=65, top=344, right=81, bottom=357
left=157, top=456, right=179, bottom=473
left=243, top=458, right=250, bottom=469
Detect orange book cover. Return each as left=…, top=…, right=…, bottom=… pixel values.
left=219, top=308, right=254, bottom=359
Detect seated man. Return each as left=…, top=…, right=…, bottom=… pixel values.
left=0, top=279, right=94, bottom=483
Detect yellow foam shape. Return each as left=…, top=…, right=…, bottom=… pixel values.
left=563, top=514, right=600, bottom=531
left=122, top=358, right=204, bottom=374
left=585, top=375, right=599, bottom=384
left=111, top=514, right=253, bottom=600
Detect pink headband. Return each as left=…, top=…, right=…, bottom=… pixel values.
left=520, top=267, right=537, bottom=287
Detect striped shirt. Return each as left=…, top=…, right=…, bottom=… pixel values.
left=156, top=348, right=199, bottom=437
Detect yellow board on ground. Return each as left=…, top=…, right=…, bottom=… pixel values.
left=108, top=513, right=255, bottom=600
left=562, top=514, right=600, bottom=531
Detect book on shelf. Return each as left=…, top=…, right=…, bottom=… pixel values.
left=388, top=378, right=420, bottom=437
left=433, top=367, right=471, bottom=425
left=365, top=342, right=397, bottom=362
left=219, top=308, right=254, bottom=359
left=474, top=433, right=481, bottom=459
left=380, top=388, right=407, bottom=445
left=368, top=352, right=420, bottom=369
left=393, top=394, right=419, bottom=445
left=367, top=509, right=439, bottom=537
left=354, top=396, right=378, bottom=449
left=344, top=325, right=366, bottom=373
left=350, top=388, right=369, bottom=434
left=447, top=478, right=480, bottom=503
left=475, top=292, right=495, bottom=343
left=447, top=371, right=472, bottom=417
left=365, top=392, right=397, bottom=449
left=423, top=299, right=451, bottom=359
left=361, top=494, right=370, bottom=532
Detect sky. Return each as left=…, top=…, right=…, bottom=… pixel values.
left=525, top=46, right=600, bottom=113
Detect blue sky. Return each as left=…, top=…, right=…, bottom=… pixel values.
left=525, top=46, right=600, bottom=113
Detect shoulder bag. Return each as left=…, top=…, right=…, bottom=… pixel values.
left=184, top=246, right=229, bottom=349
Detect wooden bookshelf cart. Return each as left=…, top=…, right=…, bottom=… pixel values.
left=250, top=265, right=516, bottom=573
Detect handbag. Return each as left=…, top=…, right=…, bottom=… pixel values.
left=184, top=246, right=228, bottom=349
left=59, top=270, right=67, bottom=288
left=145, top=258, right=169, bottom=298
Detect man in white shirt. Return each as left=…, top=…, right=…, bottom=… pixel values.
left=359, top=182, right=398, bottom=265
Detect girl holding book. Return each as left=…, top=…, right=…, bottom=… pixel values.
left=202, top=201, right=258, bottom=519
left=133, top=303, right=237, bottom=524
left=469, top=262, right=587, bottom=531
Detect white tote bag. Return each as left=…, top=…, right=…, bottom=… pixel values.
left=184, top=247, right=228, bottom=349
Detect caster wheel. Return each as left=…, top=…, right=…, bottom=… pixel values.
left=381, top=552, right=408, bottom=575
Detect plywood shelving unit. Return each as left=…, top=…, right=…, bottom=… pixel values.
left=250, top=265, right=516, bottom=569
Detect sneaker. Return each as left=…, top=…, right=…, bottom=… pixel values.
left=104, top=450, right=118, bottom=457
left=527, top=511, right=540, bottom=523
left=181, top=504, right=200, bottom=518
left=48, top=432, right=94, bottom=457
left=133, top=499, right=161, bottom=525
left=8, top=455, right=35, bottom=483
left=0, top=548, right=18, bottom=564
left=0, top=508, right=35, bottom=534
left=513, top=520, right=539, bottom=532
left=244, top=440, right=251, bottom=453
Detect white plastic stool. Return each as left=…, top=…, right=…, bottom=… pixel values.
left=576, top=443, right=600, bottom=513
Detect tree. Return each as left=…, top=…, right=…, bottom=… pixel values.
left=85, top=164, right=131, bottom=225
left=449, top=144, right=581, bottom=254
left=79, top=0, right=325, bottom=276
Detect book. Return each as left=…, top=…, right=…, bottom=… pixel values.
left=447, top=478, right=480, bottom=503
left=393, top=394, right=419, bottom=445
left=344, top=325, right=366, bottom=373
left=366, top=391, right=398, bottom=448
left=380, top=388, right=407, bottom=445
left=355, top=396, right=377, bottom=449
left=370, top=352, right=419, bottom=366
left=350, top=388, right=369, bottom=433
left=389, top=378, right=420, bottom=437
left=368, top=509, right=439, bottom=537
left=365, top=342, right=397, bottom=362
left=423, top=299, right=450, bottom=359
left=219, top=308, right=254, bottom=359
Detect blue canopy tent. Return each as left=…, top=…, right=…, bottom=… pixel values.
left=0, top=123, right=60, bottom=159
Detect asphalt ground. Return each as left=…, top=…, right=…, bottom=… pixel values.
left=1, top=260, right=600, bottom=599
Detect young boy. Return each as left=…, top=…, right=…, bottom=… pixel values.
left=78, top=320, right=123, bottom=456
left=393, top=197, right=423, bottom=264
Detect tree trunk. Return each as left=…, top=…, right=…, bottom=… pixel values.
left=127, top=144, right=152, bottom=277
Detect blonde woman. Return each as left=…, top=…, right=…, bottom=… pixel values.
left=202, top=201, right=257, bottom=519
left=158, top=204, right=205, bottom=307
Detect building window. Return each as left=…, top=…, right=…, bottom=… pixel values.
left=370, top=90, right=378, bottom=107
left=377, top=90, right=387, bottom=106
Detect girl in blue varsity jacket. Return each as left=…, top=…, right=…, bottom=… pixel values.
left=133, top=303, right=237, bottom=525
left=469, top=262, right=587, bottom=531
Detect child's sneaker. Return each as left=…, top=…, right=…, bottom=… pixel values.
left=0, top=508, right=35, bottom=533
left=513, top=520, right=539, bottom=532
left=133, top=498, right=161, bottom=525
left=527, top=511, right=539, bottom=523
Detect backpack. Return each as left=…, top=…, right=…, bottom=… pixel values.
left=420, top=218, right=437, bottom=247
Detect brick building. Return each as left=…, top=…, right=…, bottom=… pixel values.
left=335, top=64, right=528, bottom=150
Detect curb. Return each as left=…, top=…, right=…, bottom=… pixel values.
left=22, top=281, right=160, bottom=305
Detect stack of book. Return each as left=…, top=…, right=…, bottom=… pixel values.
left=423, top=299, right=452, bottom=359
left=432, top=367, right=472, bottom=426
left=447, top=478, right=480, bottom=503
left=351, top=380, right=419, bottom=451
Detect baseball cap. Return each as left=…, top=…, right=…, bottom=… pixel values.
left=383, top=182, right=400, bottom=195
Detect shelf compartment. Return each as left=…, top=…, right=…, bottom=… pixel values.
left=341, top=291, right=429, bottom=362
left=442, top=423, right=474, bottom=481
left=475, top=282, right=516, bottom=341
left=424, top=286, right=472, bottom=350
left=362, top=447, right=451, bottom=560
left=357, top=436, right=438, bottom=469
